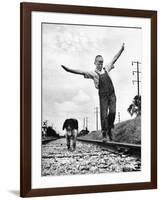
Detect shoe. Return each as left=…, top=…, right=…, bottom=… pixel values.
left=102, top=137, right=108, bottom=143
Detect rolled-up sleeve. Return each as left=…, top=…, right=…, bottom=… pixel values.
left=104, top=62, right=115, bottom=72
left=84, top=71, right=95, bottom=79
left=84, top=71, right=99, bottom=89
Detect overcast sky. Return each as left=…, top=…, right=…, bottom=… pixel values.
left=42, top=23, right=142, bottom=134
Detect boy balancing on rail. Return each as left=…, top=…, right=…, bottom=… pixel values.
left=61, top=43, right=125, bottom=142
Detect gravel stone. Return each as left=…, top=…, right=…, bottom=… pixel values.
left=42, top=138, right=141, bottom=176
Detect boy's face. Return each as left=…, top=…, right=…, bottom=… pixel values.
left=95, top=56, right=104, bottom=71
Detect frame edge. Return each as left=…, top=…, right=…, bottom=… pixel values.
left=20, top=2, right=157, bottom=197
left=20, top=2, right=32, bottom=197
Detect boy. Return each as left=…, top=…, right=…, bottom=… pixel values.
left=61, top=43, right=124, bottom=141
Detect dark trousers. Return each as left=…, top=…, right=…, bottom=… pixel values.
left=99, top=93, right=116, bottom=137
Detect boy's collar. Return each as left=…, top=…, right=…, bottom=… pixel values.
left=95, top=69, right=104, bottom=75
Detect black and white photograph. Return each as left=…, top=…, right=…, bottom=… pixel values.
left=20, top=3, right=157, bottom=197
left=41, top=22, right=142, bottom=176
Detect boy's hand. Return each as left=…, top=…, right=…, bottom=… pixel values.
left=61, top=65, right=69, bottom=72
left=122, top=43, right=125, bottom=51
left=61, top=65, right=85, bottom=75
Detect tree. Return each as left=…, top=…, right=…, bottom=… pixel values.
left=78, top=128, right=89, bottom=137
left=127, top=95, right=141, bottom=117
left=46, top=126, right=59, bottom=137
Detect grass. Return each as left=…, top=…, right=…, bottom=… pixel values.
left=79, top=116, right=141, bottom=144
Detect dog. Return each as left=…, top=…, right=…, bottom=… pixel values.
left=62, top=118, right=78, bottom=151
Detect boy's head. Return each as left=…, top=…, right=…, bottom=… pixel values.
left=94, top=55, right=104, bottom=71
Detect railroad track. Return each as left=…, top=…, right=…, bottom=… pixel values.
left=77, top=137, right=141, bottom=157
left=42, top=138, right=141, bottom=176
left=42, top=137, right=58, bottom=144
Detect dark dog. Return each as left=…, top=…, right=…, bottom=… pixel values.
left=62, top=118, right=78, bottom=151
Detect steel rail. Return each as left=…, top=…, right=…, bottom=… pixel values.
left=77, top=138, right=141, bottom=150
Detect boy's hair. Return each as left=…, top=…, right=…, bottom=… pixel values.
left=94, top=55, right=103, bottom=64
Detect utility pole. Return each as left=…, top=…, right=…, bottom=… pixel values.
left=83, top=117, right=88, bottom=130
left=132, top=61, right=141, bottom=96
left=42, top=120, right=48, bottom=137
left=83, top=118, right=85, bottom=130
left=94, top=107, right=99, bottom=131
left=118, top=112, right=120, bottom=123
left=86, top=117, right=88, bottom=129
left=43, top=120, right=48, bottom=127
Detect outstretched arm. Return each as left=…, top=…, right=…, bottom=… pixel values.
left=104, top=43, right=125, bottom=72
left=61, top=65, right=85, bottom=75
left=61, top=65, right=96, bottom=80
left=111, top=43, right=125, bottom=65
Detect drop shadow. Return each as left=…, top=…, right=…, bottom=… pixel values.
left=9, top=190, right=19, bottom=197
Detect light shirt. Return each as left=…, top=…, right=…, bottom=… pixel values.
left=84, top=63, right=114, bottom=89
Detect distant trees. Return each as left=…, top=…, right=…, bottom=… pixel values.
left=78, top=128, right=89, bottom=137
left=46, top=126, right=59, bottom=137
left=127, top=95, right=141, bottom=117
left=42, top=120, right=59, bottom=138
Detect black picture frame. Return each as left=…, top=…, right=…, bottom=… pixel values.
left=20, top=2, right=157, bottom=197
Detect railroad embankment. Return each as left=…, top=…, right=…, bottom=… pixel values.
left=79, top=116, right=141, bottom=144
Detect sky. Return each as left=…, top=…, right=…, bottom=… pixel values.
left=42, top=23, right=142, bottom=134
